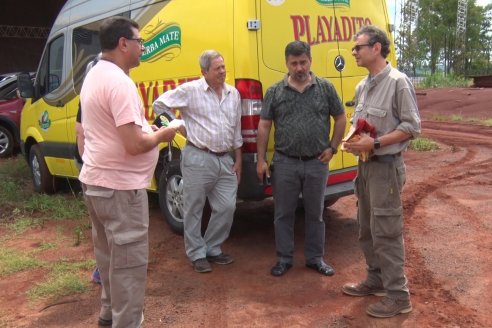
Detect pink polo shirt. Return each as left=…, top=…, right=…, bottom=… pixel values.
left=79, top=60, right=158, bottom=190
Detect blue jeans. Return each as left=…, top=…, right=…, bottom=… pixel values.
left=272, top=151, right=329, bottom=264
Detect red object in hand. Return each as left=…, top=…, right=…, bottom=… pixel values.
left=354, top=118, right=377, bottom=138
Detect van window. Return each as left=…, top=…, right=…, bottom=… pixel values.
left=72, top=20, right=102, bottom=94
left=72, top=12, right=130, bottom=94
left=36, top=35, right=64, bottom=98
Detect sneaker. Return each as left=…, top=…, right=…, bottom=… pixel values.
left=92, top=267, right=101, bottom=284
left=366, top=297, right=412, bottom=318
left=206, top=253, right=234, bottom=265
left=192, top=258, right=212, bottom=273
left=342, top=281, right=386, bottom=297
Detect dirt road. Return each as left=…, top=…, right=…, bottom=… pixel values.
left=2, top=88, right=492, bottom=327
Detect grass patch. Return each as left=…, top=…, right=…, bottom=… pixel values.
left=7, top=217, right=45, bottom=234
left=24, top=193, right=87, bottom=220
left=28, top=258, right=95, bottom=301
left=420, top=73, right=472, bottom=88
left=429, top=114, right=491, bottom=126
left=0, top=247, right=44, bottom=276
left=409, top=137, right=440, bottom=151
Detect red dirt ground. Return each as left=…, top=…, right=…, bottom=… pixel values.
left=0, top=87, right=491, bottom=327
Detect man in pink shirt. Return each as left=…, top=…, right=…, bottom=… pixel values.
left=79, top=16, right=176, bottom=328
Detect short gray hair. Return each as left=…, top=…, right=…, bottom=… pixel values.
left=199, top=50, right=223, bottom=71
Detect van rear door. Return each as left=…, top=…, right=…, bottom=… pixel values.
left=258, top=0, right=395, bottom=170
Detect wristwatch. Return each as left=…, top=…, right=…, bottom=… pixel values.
left=374, top=138, right=381, bottom=150
left=330, top=146, right=338, bottom=155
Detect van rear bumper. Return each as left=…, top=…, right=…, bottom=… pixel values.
left=238, top=153, right=356, bottom=201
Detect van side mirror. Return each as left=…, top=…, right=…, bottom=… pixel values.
left=17, top=73, right=34, bottom=98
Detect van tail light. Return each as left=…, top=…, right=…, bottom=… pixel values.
left=235, top=79, right=263, bottom=153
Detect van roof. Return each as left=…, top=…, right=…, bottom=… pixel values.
left=49, top=0, right=156, bottom=38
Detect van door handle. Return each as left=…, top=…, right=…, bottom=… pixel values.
left=345, top=100, right=355, bottom=107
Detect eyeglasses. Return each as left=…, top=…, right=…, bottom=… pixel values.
left=351, top=44, right=373, bottom=52
left=126, top=37, right=145, bottom=46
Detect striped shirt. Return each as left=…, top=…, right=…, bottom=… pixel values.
left=153, top=77, right=243, bottom=152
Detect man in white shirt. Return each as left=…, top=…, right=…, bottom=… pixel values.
left=153, top=50, right=243, bottom=273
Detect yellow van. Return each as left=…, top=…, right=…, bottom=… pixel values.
left=18, top=0, right=396, bottom=233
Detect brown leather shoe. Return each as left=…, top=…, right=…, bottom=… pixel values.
left=366, top=297, right=412, bottom=318
left=342, top=281, right=386, bottom=297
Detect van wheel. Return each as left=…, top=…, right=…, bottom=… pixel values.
left=157, top=161, right=212, bottom=235
left=0, top=126, right=14, bottom=158
left=29, top=144, right=56, bottom=193
left=158, top=161, right=185, bottom=234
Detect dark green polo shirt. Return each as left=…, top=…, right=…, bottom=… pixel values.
left=261, top=73, right=344, bottom=157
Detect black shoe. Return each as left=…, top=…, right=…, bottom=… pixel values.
left=98, top=318, right=112, bottom=326
left=306, top=261, right=335, bottom=276
left=206, top=253, right=234, bottom=265
left=271, top=262, right=292, bottom=277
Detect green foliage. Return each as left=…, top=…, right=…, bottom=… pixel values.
left=421, top=73, right=472, bottom=88
left=0, top=248, right=44, bottom=276
left=409, top=137, right=440, bottom=151
left=27, top=258, right=95, bottom=300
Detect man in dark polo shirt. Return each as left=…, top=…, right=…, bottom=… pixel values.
left=256, top=40, right=346, bottom=277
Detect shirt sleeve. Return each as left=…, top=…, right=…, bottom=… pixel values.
left=261, top=86, right=276, bottom=120
left=396, top=77, right=421, bottom=139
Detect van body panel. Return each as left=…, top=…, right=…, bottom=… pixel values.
left=20, top=0, right=395, bottom=226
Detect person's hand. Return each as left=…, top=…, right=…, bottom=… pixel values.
left=256, top=159, right=270, bottom=183
left=342, top=133, right=373, bottom=153
left=151, top=124, right=159, bottom=132
left=318, top=148, right=334, bottom=164
left=233, top=161, right=242, bottom=184
left=157, top=126, right=177, bottom=142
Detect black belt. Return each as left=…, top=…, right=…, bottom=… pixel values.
left=276, top=150, right=319, bottom=161
left=368, top=153, right=401, bottom=162
left=186, top=141, right=229, bottom=156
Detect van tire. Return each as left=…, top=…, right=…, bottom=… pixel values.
left=158, top=161, right=185, bottom=234
left=0, top=126, right=14, bottom=158
left=158, top=160, right=212, bottom=235
left=29, top=144, right=56, bottom=193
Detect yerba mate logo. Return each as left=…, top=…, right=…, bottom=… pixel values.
left=316, top=0, right=350, bottom=6
left=38, top=111, right=51, bottom=131
left=141, top=22, right=181, bottom=63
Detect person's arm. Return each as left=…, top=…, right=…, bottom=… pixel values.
left=117, top=123, right=177, bottom=156
left=232, top=147, right=242, bottom=184
left=75, top=122, right=85, bottom=157
left=318, top=113, right=346, bottom=164
left=256, top=119, right=273, bottom=182
left=342, top=129, right=411, bottom=153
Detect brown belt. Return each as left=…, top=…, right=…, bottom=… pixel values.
left=186, top=141, right=229, bottom=156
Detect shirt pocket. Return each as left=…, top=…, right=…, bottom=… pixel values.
left=366, top=106, right=388, bottom=130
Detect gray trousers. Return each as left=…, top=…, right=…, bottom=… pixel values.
left=272, top=152, right=328, bottom=264
left=355, top=155, right=410, bottom=300
left=82, top=184, right=147, bottom=328
left=181, top=145, right=237, bottom=262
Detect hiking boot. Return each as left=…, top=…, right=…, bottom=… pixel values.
left=206, top=253, right=234, bottom=265
left=366, top=297, right=412, bottom=318
left=342, top=281, right=386, bottom=297
left=192, top=258, right=212, bottom=273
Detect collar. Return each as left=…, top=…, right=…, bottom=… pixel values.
left=199, top=77, right=231, bottom=94
left=282, top=72, right=318, bottom=88
left=368, top=62, right=392, bottom=85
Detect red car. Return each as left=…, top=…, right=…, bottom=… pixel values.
left=0, top=73, right=33, bottom=158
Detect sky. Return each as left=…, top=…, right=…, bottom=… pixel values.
left=387, top=0, right=492, bottom=26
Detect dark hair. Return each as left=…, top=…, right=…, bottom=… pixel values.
left=99, top=16, right=139, bottom=51
left=355, top=25, right=391, bottom=58
left=285, top=41, right=311, bottom=59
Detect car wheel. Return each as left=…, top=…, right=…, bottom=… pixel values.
left=158, top=161, right=185, bottom=234
left=29, top=144, right=56, bottom=193
left=0, top=126, right=14, bottom=158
